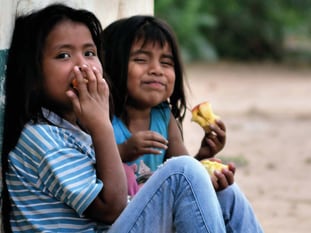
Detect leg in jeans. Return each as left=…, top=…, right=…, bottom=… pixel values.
left=108, top=156, right=226, bottom=233
left=217, top=183, right=264, bottom=233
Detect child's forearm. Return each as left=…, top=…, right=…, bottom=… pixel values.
left=90, top=122, right=128, bottom=219
left=117, top=143, right=129, bottom=162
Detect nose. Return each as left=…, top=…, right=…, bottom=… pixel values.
left=75, top=54, right=88, bottom=67
left=148, top=60, right=163, bottom=76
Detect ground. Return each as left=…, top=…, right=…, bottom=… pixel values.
left=182, top=62, right=311, bottom=233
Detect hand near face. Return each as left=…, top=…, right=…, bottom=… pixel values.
left=66, top=65, right=110, bottom=132
left=42, top=20, right=106, bottom=131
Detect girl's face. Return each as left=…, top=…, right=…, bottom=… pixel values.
left=42, top=20, right=102, bottom=114
left=127, top=39, right=175, bottom=109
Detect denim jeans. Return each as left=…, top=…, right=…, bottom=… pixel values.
left=108, top=156, right=263, bottom=233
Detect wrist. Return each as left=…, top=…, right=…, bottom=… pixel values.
left=195, top=153, right=214, bottom=161
left=89, top=121, right=113, bottom=138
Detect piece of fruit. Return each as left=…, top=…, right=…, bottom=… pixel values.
left=191, top=101, right=219, bottom=133
left=200, top=159, right=228, bottom=177
left=71, top=78, right=88, bottom=88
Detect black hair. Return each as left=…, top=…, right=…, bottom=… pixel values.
left=102, top=15, right=188, bottom=124
left=1, top=4, right=104, bottom=232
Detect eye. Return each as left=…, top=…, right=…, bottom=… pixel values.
left=161, top=59, right=174, bottom=67
left=133, top=58, right=147, bottom=63
left=85, top=50, right=96, bottom=57
left=133, top=56, right=148, bottom=63
left=56, top=53, right=70, bottom=59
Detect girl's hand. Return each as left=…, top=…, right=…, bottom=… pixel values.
left=119, top=130, right=168, bottom=162
left=195, top=119, right=226, bottom=160
left=66, top=65, right=110, bottom=132
left=211, top=162, right=236, bottom=191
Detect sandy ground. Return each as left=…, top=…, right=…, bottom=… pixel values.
left=182, top=62, right=311, bottom=233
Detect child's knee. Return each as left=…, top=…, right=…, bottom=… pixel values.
left=163, top=156, right=206, bottom=176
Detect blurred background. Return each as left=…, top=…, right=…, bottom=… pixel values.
left=154, top=0, right=311, bottom=64
left=154, top=1, right=311, bottom=233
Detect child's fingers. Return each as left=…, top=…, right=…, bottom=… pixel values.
left=80, top=65, right=97, bottom=94
left=214, top=119, right=226, bottom=132
left=145, top=131, right=168, bottom=145
left=141, top=147, right=164, bottom=155
left=93, top=66, right=109, bottom=98
left=228, top=162, right=236, bottom=175
left=214, top=171, right=229, bottom=188
left=73, top=65, right=88, bottom=95
left=222, top=168, right=234, bottom=185
left=211, top=175, right=219, bottom=190
left=66, top=90, right=81, bottom=113
left=144, top=140, right=168, bottom=150
left=209, top=123, right=226, bottom=141
left=73, top=65, right=108, bottom=104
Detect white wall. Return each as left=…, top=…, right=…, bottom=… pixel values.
left=0, top=0, right=154, bottom=49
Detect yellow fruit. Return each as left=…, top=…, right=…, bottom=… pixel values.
left=200, top=159, right=228, bottom=177
left=191, top=101, right=219, bottom=133
left=71, top=78, right=88, bottom=88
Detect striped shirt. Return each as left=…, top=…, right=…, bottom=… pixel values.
left=6, top=109, right=109, bottom=232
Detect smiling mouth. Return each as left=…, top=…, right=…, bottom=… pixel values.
left=144, top=81, right=165, bottom=86
left=144, top=82, right=165, bottom=90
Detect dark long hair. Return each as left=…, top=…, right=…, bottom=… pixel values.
left=1, top=4, right=104, bottom=232
left=101, top=15, right=188, bottom=124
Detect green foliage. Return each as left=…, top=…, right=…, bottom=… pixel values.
left=155, top=0, right=311, bottom=62
left=155, top=0, right=218, bottom=61
left=203, top=0, right=284, bottom=60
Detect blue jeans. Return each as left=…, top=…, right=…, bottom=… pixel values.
left=108, top=156, right=263, bottom=233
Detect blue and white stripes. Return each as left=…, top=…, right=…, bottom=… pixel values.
left=6, top=121, right=107, bottom=232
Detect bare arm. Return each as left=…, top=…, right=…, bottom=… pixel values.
left=84, top=122, right=127, bottom=223
left=67, top=65, right=127, bottom=223
left=165, top=113, right=189, bottom=158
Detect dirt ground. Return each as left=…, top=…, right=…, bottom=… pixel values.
left=182, top=62, right=311, bottom=233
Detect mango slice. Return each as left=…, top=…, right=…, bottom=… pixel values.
left=191, top=101, right=219, bottom=133
left=200, top=159, right=228, bottom=177
left=71, top=78, right=88, bottom=88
